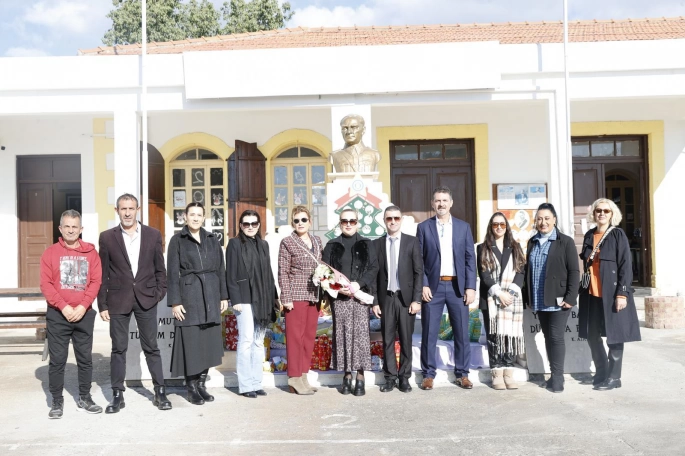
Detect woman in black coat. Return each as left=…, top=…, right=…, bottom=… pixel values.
left=167, top=202, right=228, bottom=405
left=523, top=203, right=580, bottom=393
left=322, top=208, right=379, bottom=396
left=578, top=198, right=641, bottom=391
left=477, top=212, right=526, bottom=390
left=226, top=210, right=279, bottom=399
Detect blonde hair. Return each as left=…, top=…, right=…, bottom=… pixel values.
left=587, top=198, right=623, bottom=226
left=291, top=206, right=311, bottom=226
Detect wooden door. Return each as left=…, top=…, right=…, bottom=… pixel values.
left=146, top=143, right=166, bottom=249
left=572, top=164, right=603, bottom=254
left=18, top=183, right=52, bottom=288
left=392, top=168, right=430, bottom=223
left=432, top=166, right=474, bottom=233
left=229, top=140, right=267, bottom=238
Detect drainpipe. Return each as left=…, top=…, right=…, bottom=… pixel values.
left=562, top=0, right=573, bottom=234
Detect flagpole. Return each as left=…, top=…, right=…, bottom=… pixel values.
left=562, top=0, right=573, bottom=234
left=141, top=0, right=149, bottom=224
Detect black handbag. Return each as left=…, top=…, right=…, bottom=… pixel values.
left=580, top=226, right=614, bottom=291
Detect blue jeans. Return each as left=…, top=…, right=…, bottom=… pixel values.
left=235, top=304, right=266, bottom=394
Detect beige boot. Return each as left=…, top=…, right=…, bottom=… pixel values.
left=301, top=373, right=317, bottom=392
left=503, top=368, right=518, bottom=389
left=491, top=369, right=506, bottom=390
left=287, top=376, right=314, bottom=395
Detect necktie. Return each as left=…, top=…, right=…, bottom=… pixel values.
left=388, top=237, right=398, bottom=292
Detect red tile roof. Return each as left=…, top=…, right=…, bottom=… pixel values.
left=79, top=17, right=685, bottom=56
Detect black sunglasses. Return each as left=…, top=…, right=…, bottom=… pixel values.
left=241, top=221, right=260, bottom=228
left=293, top=217, right=309, bottom=224
left=340, top=219, right=358, bottom=226
left=385, top=216, right=401, bottom=222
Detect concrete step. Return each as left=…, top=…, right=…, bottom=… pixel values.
left=209, top=365, right=530, bottom=389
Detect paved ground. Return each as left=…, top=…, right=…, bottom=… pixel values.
left=1, top=310, right=684, bottom=456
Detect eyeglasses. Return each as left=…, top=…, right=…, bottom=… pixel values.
left=340, top=219, right=358, bottom=226
left=293, top=218, right=309, bottom=224
left=241, top=221, right=260, bottom=228
left=595, top=209, right=612, bottom=214
left=491, top=222, right=507, bottom=229
left=385, top=216, right=401, bottom=222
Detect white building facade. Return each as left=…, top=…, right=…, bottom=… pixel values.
left=1, top=19, right=684, bottom=296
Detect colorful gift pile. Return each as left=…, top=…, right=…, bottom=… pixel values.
left=371, top=355, right=383, bottom=371
left=370, top=340, right=384, bottom=357
left=468, top=309, right=482, bottom=342
left=438, top=314, right=453, bottom=341
left=270, top=356, right=287, bottom=372
left=310, top=335, right=332, bottom=371
left=224, top=313, right=238, bottom=350
left=270, top=316, right=287, bottom=349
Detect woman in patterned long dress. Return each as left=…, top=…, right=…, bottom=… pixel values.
left=322, top=208, right=379, bottom=396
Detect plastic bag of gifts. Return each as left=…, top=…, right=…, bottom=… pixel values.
left=270, top=356, right=287, bottom=373
left=310, top=335, right=332, bottom=371
left=369, top=340, right=384, bottom=357
left=270, top=316, right=287, bottom=349
left=224, top=312, right=238, bottom=351
left=438, top=314, right=453, bottom=341
left=468, top=308, right=482, bottom=342
left=371, top=355, right=383, bottom=371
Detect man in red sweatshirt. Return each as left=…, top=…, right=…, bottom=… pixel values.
left=40, top=209, right=103, bottom=419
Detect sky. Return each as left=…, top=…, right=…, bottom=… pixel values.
left=1, top=0, right=684, bottom=57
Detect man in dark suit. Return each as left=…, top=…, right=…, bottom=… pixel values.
left=417, top=186, right=477, bottom=390
left=98, top=193, right=171, bottom=413
left=372, top=206, right=423, bottom=393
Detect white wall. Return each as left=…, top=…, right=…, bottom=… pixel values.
left=373, top=101, right=551, bottom=238
left=0, top=115, right=95, bottom=288
left=148, top=108, right=332, bottom=152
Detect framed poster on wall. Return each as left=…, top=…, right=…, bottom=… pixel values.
left=492, top=183, right=547, bottom=251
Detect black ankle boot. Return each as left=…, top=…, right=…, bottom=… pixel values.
left=105, top=390, right=125, bottom=414
left=186, top=376, right=205, bottom=405
left=341, top=377, right=352, bottom=395
left=153, top=385, right=172, bottom=410
left=353, top=378, right=366, bottom=396
left=197, top=371, right=214, bottom=402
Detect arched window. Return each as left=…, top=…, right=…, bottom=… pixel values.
left=170, top=147, right=227, bottom=246
left=272, top=144, right=329, bottom=238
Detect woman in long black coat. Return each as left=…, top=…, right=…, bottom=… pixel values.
left=578, top=198, right=641, bottom=391
left=322, top=208, right=379, bottom=397
left=167, top=202, right=228, bottom=405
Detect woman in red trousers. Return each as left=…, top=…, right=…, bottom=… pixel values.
left=277, top=206, right=324, bottom=394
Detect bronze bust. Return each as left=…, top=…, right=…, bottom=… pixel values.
left=330, top=115, right=381, bottom=173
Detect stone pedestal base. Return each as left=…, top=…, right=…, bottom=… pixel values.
left=645, top=296, right=685, bottom=329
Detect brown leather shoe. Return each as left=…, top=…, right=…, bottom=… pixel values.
left=420, top=378, right=434, bottom=390
left=455, top=377, right=473, bottom=389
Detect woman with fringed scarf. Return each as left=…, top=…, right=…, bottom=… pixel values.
left=477, top=212, right=526, bottom=390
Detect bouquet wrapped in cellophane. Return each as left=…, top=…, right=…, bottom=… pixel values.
left=312, top=263, right=374, bottom=304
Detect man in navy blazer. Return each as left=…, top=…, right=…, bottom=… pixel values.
left=416, top=186, right=477, bottom=390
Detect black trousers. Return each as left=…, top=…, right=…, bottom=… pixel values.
left=537, top=309, right=571, bottom=376
left=109, top=300, right=164, bottom=391
left=46, top=306, right=96, bottom=399
left=380, top=291, right=415, bottom=381
left=481, top=308, right=516, bottom=368
left=587, top=295, right=624, bottom=379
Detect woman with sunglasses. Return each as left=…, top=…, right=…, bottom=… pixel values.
left=578, top=198, right=640, bottom=391
left=167, top=202, right=228, bottom=404
left=226, top=210, right=279, bottom=398
left=322, top=208, right=379, bottom=396
left=477, top=213, right=526, bottom=390
left=277, top=206, right=324, bottom=395
left=523, top=203, right=579, bottom=393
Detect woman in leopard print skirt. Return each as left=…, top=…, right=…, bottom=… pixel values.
left=322, top=208, right=379, bottom=397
